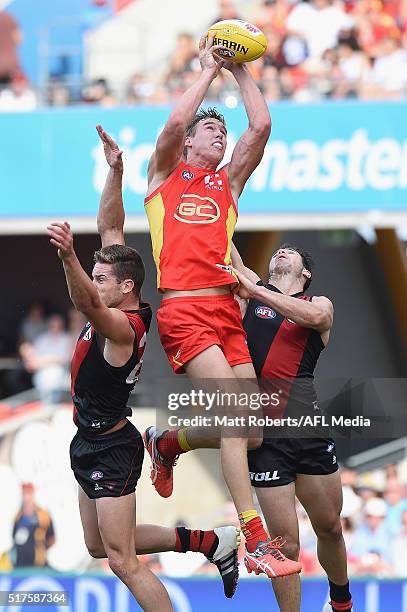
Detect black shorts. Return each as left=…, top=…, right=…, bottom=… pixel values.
left=248, top=437, right=338, bottom=488
left=70, top=420, right=144, bottom=499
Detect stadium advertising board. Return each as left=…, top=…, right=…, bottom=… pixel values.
left=0, top=101, right=406, bottom=232
left=0, top=574, right=406, bottom=611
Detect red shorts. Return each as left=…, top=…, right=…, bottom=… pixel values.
left=157, top=294, right=252, bottom=374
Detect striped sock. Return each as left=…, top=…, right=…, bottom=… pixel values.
left=329, top=579, right=352, bottom=611
left=175, top=527, right=218, bottom=558
left=157, top=429, right=191, bottom=459
left=238, top=510, right=268, bottom=553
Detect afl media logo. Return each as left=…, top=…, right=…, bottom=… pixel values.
left=255, top=306, right=276, bottom=319
left=174, top=194, right=220, bottom=224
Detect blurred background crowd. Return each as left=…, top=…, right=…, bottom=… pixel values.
left=1, top=0, right=407, bottom=111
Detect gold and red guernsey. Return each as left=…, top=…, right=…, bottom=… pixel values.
left=145, top=161, right=238, bottom=291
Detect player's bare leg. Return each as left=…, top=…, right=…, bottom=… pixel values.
left=96, top=494, right=173, bottom=611
left=184, top=347, right=257, bottom=510
left=172, top=345, right=300, bottom=578
left=296, top=472, right=352, bottom=611
left=78, top=487, right=240, bottom=598
left=256, top=484, right=301, bottom=612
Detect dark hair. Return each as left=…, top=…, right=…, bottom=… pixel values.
left=279, top=243, right=314, bottom=291
left=184, top=107, right=226, bottom=159
left=93, top=244, right=145, bottom=297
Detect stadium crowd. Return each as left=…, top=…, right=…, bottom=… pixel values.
left=1, top=0, right=407, bottom=110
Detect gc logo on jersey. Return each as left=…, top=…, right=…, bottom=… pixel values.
left=174, top=194, right=220, bottom=224
left=181, top=169, right=194, bottom=181
left=255, top=306, right=276, bottom=319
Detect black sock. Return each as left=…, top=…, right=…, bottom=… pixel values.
left=329, top=579, right=352, bottom=611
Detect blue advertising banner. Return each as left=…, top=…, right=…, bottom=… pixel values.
left=0, top=574, right=406, bottom=612
left=0, top=101, right=406, bottom=229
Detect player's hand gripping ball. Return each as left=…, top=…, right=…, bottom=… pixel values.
left=208, top=19, right=267, bottom=63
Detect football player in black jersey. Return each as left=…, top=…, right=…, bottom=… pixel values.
left=230, top=244, right=352, bottom=612
left=47, top=125, right=242, bottom=608
left=47, top=219, right=175, bottom=611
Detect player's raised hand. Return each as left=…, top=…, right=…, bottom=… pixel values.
left=96, top=124, right=123, bottom=170
left=47, top=222, right=74, bottom=260
left=199, top=34, right=225, bottom=76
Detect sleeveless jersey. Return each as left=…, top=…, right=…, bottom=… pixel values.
left=70, top=305, right=152, bottom=436
left=243, top=283, right=325, bottom=417
left=145, top=161, right=237, bottom=290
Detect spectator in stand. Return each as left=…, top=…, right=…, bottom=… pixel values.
left=361, top=35, right=407, bottom=98
left=352, top=0, right=402, bottom=57
left=335, top=36, right=369, bottom=98
left=0, top=10, right=22, bottom=86
left=391, top=509, right=407, bottom=576
left=67, top=308, right=87, bottom=356
left=286, top=0, right=355, bottom=59
left=18, top=302, right=48, bottom=345
left=255, top=0, right=292, bottom=35
left=47, top=80, right=71, bottom=107
left=0, top=75, right=37, bottom=112
left=350, top=497, right=393, bottom=569
left=340, top=467, right=363, bottom=524
left=19, top=314, right=71, bottom=404
left=11, top=483, right=55, bottom=569
left=81, top=78, right=117, bottom=106
left=384, top=478, right=407, bottom=535
left=126, top=73, right=155, bottom=104
left=164, top=33, right=200, bottom=94
left=211, top=0, right=241, bottom=23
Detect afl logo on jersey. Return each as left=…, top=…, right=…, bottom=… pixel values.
left=181, top=169, right=194, bottom=181
left=255, top=306, right=276, bottom=319
left=174, top=194, right=220, bottom=224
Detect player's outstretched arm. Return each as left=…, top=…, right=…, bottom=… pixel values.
left=47, top=222, right=133, bottom=344
left=148, top=35, right=225, bottom=189
left=224, top=64, right=271, bottom=201
left=96, top=125, right=125, bottom=248
left=232, top=267, right=333, bottom=333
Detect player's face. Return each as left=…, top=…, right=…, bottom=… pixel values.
left=92, top=263, right=124, bottom=307
left=188, top=119, right=227, bottom=164
left=269, top=247, right=304, bottom=277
